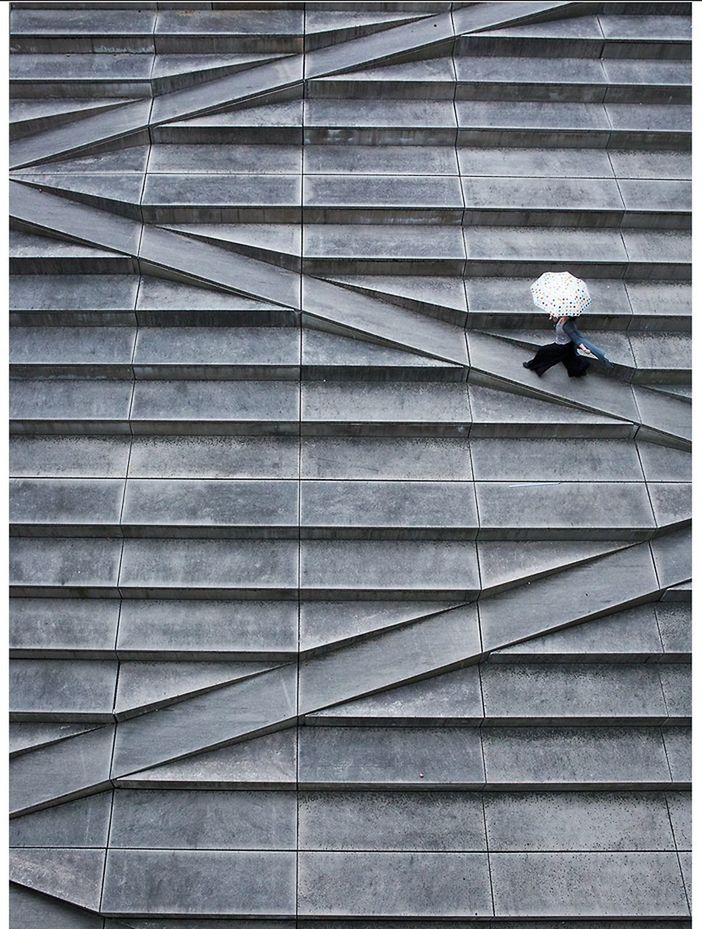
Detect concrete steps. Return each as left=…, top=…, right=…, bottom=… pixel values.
left=8, top=4, right=692, bottom=926
left=10, top=475, right=685, bottom=542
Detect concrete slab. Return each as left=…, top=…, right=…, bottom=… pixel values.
left=10, top=723, right=115, bottom=816
left=10, top=436, right=130, bottom=478
left=299, top=790, right=485, bottom=851
left=484, top=791, right=675, bottom=851
left=118, top=538, right=298, bottom=596
left=118, top=728, right=296, bottom=789
left=483, top=726, right=671, bottom=787
left=116, top=598, right=297, bottom=659
left=10, top=847, right=105, bottom=911
left=110, top=789, right=296, bottom=849
left=10, top=598, right=120, bottom=657
left=10, top=537, right=123, bottom=596
left=490, top=851, right=689, bottom=917
left=102, top=849, right=296, bottom=917
left=299, top=605, right=480, bottom=713
left=298, top=851, right=492, bottom=917
left=481, top=662, right=668, bottom=723
left=298, top=725, right=484, bottom=787
left=301, top=437, right=471, bottom=481
left=10, top=658, right=118, bottom=721
left=300, top=539, right=479, bottom=599
left=301, top=480, right=478, bottom=538
left=10, top=790, right=112, bottom=847
left=121, top=479, right=299, bottom=538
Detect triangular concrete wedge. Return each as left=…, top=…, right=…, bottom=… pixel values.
left=152, top=53, right=290, bottom=95
left=452, top=1, right=583, bottom=37
left=11, top=4, right=578, bottom=168
left=111, top=665, right=298, bottom=779
left=662, top=580, right=691, bottom=602
left=10, top=724, right=115, bottom=818
left=165, top=223, right=301, bottom=268
left=478, top=540, right=636, bottom=595
left=11, top=884, right=104, bottom=929
left=328, top=274, right=468, bottom=324
left=11, top=97, right=140, bottom=140
left=11, top=174, right=144, bottom=220
left=114, top=660, right=283, bottom=720
left=117, top=727, right=297, bottom=789
left=491, top=602, right=666, bottom=661
left=140, top=226, right=300, bottom=309
left=308, top=665, right=483, bottom=725
left=11, top=144, right=148, bottom=176
left=10, top=98, right=151, bottom=170
left=300, top=600, right=466, bottom=654
left=10, top=721, right=102, bottom=757
left=10, top=847, right=106, bottom=911
left=478, top=539, right=662, bottom=653
left=651, top=526, right=691, bottom=590
left=469, top=382, right=632, bottom=437
left=648, top=482, right=691, bottom=533
left=10, top=179, right=141, bottom=255
left=304, top=276, right=469, bottom=366
left=302, top=326, right=463, bottom=380
left=10, top=790, right=112, bottom=849
left=634, top=384, right=691, bottom=448
left=137, top=272, right=270, bottom=307
left=305, top=10, right=432, bottom=44
left=298, top=605, right=480, bottom=716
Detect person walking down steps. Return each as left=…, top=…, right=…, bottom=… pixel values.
left=522, top=271, right=614, bottom=378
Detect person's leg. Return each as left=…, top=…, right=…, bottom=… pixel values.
left=523, top=343, right=563, bottom=376
left=577, top=336, right=613, bottom=369
left=563, top=343, right=589, bottom=377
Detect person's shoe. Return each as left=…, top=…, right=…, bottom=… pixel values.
left=577, top=346, right=597, bottom=360
left=522, top=361, right=531, bottom=369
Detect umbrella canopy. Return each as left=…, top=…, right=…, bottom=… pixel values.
left=530, top=271, right=591, bottom=317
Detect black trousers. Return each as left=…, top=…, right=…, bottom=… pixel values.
left=524, top=341, right=590, bottom=378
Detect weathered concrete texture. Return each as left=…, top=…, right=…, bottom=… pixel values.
left=10, top=598, right=120, bottom=656
left=10, top=790, right=112, bottom=848
left=298, top=851, right=493, bottom=917
left=116, top=599, right=298, bottom=659
left=10, top=723, right=115, bottom=816
left=483, top=792, right=676, bottom=851
left=8, top=1, right=691, bottom=924
left=10, top=884, right=103, bottom=929
left=101, top=849, right=297, bottom=917
left=299, top=791, right=486, bottom=851
left=109, top=789, right=296, bottom=849
left=490, top=851, right=689, bottom=917
left=118, top=728, right=297, bottom=789
left=298, top=725, right=484, bottom=788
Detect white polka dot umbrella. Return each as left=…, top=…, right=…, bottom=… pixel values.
left=530, top=271, right=591, bottom=317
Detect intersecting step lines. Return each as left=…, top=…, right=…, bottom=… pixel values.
left=10, top=2, right=580, bottom=169
left=9, top=526, right=689, bottom=824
